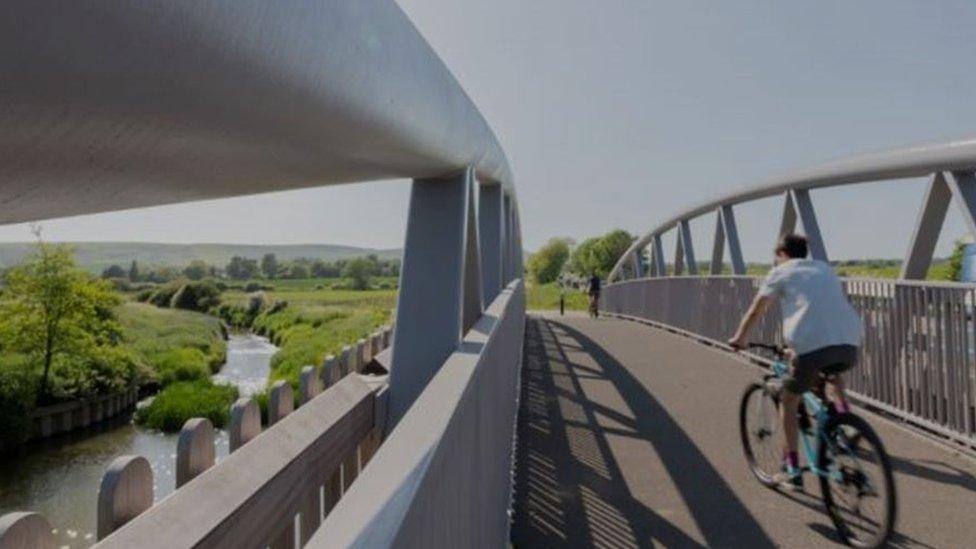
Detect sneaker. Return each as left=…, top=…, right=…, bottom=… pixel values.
left=773, top=465, right=803, bottom=492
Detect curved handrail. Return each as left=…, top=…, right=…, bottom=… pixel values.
left=608, top=136, right=976, bottom=282
left=0, top=0, right=512, bottom=225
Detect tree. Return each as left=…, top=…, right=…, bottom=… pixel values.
left=569, top=229, right=635, bottom=278
left=101, top=264, right=126, bottom=279
left=183, top=260, right=209, bottom=281
left=226, top=256, right=259, bottom=280
left=342, top=257, right=375, bottom=290
left=261, top=253, right=278, bottom=280
left=527, top=238, right=571, bottom=284
left=0, top=242, right=122, bottom=401
left=128, top=260, right=140, bottom=282
left=947, top=239, right=967, bottom=281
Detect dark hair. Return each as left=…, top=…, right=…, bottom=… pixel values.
left=775, top=233, right=808, bottom=259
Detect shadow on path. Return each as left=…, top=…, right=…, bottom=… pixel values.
left=511, top=317, right=774, bottom=547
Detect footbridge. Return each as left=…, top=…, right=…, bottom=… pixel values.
left=0, top=2, right=975, bottom=549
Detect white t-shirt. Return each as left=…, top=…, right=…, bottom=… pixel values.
left=758, top=259, right=862, bottom=355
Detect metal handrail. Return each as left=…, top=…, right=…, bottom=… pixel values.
left=609, top=136, right=976, bottom=281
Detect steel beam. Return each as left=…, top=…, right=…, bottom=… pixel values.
left=945, top=171, right=976, bottom=239
left=462, top=179, right=483, bottom=334
left=389, top=169, right=476, bottom=427
left=678, top=220, right=698, bottom=275
left=673, top=229, right=685, bottom=276
left=652, top=234, right=666, bottom=276
left=719, top=205, right=747, bottom=275
left=779, top=191, right=798, bottom=238
left=478, top=184, right=503, bottom=302
left=710, top=212, right=725, bottom=275
left=900, top=173, right=952, bottom=280
left=791, top=189, right=829, bottom=261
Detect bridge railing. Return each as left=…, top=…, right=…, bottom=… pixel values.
left=604, top=137, right=976, bottom=450
left=605, top=277, right=976, bottom=446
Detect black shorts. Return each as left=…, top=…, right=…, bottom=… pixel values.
left=784, top=344, right=858, bottom=394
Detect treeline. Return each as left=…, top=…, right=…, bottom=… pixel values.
left=527, top=229, right=634, bottom=285
left=102, top=253, right=400, bottom=284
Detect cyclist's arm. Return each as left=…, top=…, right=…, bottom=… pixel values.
left=729, top=294, right=773, bottom=348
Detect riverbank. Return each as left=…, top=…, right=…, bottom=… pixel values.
left=0, top=334, right=277, bottom=549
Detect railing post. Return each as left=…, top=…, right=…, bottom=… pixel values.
left=479, top=183, right=504, bottom=303
left=229, top=397, right=261, bottom=452
left=97, top=456, right=153, bottom=540
left=0, top=512, right=56, bottom=549
left=176, top=418, right=215, bottom=488
left=388, top=168, right=480, bottom=427
left=269, top=381, right=294, bottom=425
left=300, top=366, right=321, bottom=404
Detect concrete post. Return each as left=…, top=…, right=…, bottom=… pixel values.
left=228, top=397, right=261, bottom=453
left=356, top=339, right=368, bottom=373
left=479, top=183, right=504, bottom=303
left=268, top=381, right=294, bottom=425
left=176, top=418, right=215, bottom=488
left=321, top=355, right=340, bottom=389
left=0, top=512, right=56, bottom=549
left=299, top=366, right=320, bottom=405
left=340, top=346, right=352, bottom=377
left=388, top=168, right=478, bottom=427
left=97, top=456, right=153, bottom=540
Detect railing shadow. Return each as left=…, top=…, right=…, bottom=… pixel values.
left=511, top=316, right=774, bottom=547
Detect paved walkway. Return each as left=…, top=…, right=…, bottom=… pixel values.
left=511, top=315, right=976, bottom=548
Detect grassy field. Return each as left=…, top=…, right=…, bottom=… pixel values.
left=218, top=279, right=396, bottom=391
left=526, top=283, right=590, bottom=311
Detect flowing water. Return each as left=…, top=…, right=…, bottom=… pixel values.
left=0, top=334, right=278, bottom=548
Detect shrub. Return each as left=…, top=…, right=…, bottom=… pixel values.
left=153, top=348, right=212, bottom=386
left=148, top=281, right=182, bottom=308
left=170, top=281, right=221, bottom=312
left=135, top=380, right=238, bottom=432
left=0, top=359, right=36, bottom=453
left=135, top=288, right=155, bottom=302
left=245, top=282, right=273, bottom=293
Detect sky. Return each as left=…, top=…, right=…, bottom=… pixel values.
left=3, top=1, right=976, bottom=262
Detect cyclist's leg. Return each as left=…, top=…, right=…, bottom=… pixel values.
left=821, top=346, right=858, bottom=413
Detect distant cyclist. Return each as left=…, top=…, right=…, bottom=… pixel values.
left=587, top=272, right=601, bottom=318
left=728, top=234, right=862, bottom=490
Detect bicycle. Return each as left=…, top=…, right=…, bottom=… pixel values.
left=738, top=343, right=897, bottom=548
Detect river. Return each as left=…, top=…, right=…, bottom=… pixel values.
left=0, top=334, right=278, bottom=548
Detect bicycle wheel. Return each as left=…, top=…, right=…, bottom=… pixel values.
left=739, top=382, right=781, bottom=487
left=817, top=413, right=897, bottom=549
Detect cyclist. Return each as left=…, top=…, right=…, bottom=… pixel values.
left=588, top=272, right=601, bottom=318
left=728, top=234, right=862, bottom=490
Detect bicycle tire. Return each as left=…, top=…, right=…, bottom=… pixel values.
left=817, top=413, right=897, bottom=549
left=739, top=382, right=780, bottom=487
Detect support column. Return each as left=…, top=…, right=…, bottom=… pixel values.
left=676, top=220, right=698, bottom=275
left=502, top=194, right=512, bottom=284
left=652, top=234, right=666, bottom=276
left=673, top=228, right=685, bottom=275
left=633, top=250, right=645, bottom=278
left=710, top=211, right=725, bottom=275
left=901, top=172, right=951, bottom=280
left=388, top=168, right=478, bottom=427
left=791, top=189, right=828, bottom=261
left=462, top=180, right=483, bottom=333
left=779, top=191, right=798, bottom=238
left=719, top=204, right=746, bottom=274
left=945, top=171, right=976, bottom=238
left=479, top=183, right=503, bottom=303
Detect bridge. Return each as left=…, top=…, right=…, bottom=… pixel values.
left=0, top=2, right=974, bottom=548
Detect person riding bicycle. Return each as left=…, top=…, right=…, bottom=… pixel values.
left=728, top=234, right=862, bottom=490
left=588, top=272, right=601, bottom=318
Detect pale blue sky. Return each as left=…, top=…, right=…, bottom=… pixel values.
left=3, top=1, right=976, bottom=262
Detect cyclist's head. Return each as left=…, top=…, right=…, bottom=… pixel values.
left=774, top=233, right=808, bottom=264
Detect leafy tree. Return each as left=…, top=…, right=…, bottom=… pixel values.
left=342, top=257, right=375, bottom=290
left=226, top=256, right=259, bottom=280
left=527, top=238, right=571, bottom=284
left=0, top=242, right=122, bottom=401
left=261, top=253, right=278, bottom=280
left=128, top=260, right=140, bottom=282
left=569, top=229, right=635, bottom=278
left=183, top=260, right=209, bottom=281
left=101, top=264, right=126, bottom=279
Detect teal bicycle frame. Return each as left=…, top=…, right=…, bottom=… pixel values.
left=770, top=359, right=843, bottom=481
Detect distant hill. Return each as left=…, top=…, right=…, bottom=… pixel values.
left=0, top=242, right=401, bottom=272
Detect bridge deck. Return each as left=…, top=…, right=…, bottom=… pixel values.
left=511, top=314, right=976, bottom=548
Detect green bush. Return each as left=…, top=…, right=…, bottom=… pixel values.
left=153, top=348, right=212, bottom=385
left=135, top=380, right=238, bottom=432
left=0, top=358, right=37, bottom=452
left=170, top=280, right=221, bottom=312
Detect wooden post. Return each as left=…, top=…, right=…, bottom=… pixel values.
left=229, top=398, right=261, bottom=453
left=176, top=418, right=215, bottom=488
left=0, top=512, right=56, bottom=549
left=97, top=456, right=153, bottom=540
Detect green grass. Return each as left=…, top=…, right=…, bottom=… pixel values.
left=135, top=380, right=238, bottom=432
left=526, top=283, right=589, bottom=311
left=219, top=283, right=396, bottom=391
left=117, top=302, right=227, bottom=386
